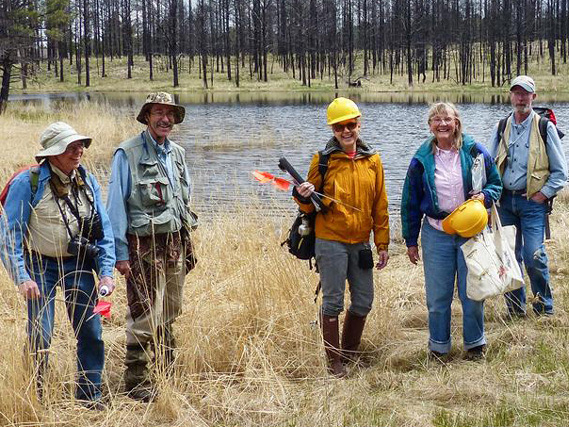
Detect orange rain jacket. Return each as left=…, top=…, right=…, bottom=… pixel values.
left=294, top=138, right=389, bottom=252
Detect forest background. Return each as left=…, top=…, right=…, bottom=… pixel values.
left=3, top=0, right=569, bottom=109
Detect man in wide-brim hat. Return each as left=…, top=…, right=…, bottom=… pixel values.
left=1, top=121, right=116, bottom=408
left=107, top=92, right=195, bottom=402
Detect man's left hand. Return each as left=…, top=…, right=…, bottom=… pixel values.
left=531, top=191, right=548, bottom=204
left=376, top=250, right=389, bottom=270
left=98, top=276, right=116, bottom=296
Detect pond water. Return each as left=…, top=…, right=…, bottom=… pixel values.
left=11, top=92, right=569, bottom=229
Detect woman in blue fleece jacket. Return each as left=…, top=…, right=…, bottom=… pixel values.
left=400, top=102, right=502, bottom=359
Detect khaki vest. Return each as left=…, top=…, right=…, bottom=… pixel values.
left=495, top=113, right=549, bottom=198
left=119, top=132, right=190, bottom=236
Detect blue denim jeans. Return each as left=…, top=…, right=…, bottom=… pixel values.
left=315, top=238, right=374, bottom=317
left=498, top=192, right=552, bottom=315
left=26, top=254, right=104, bottom=401
left=421, top=221, right=486, bottom=353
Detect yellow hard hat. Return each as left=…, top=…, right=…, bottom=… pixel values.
left=326, top=97, right=361, bottom=125
left=442, top=199, right=488, bottom=238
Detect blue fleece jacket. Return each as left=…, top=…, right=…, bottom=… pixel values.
left=401, top=134, right=502, bottom=247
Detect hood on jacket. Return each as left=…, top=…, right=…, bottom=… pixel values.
left=321, top=137, right=376, bottom=156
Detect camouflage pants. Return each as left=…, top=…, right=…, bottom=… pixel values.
left=125, top=233, right=186, bottom=347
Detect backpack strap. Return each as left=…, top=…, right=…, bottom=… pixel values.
left=538, top=116, right=549, bottom=146
left=497, top=116, right=509, bottom=142
left=317, top=151, right=330, bottom=193
left=29, top=166, right=40, bottom=196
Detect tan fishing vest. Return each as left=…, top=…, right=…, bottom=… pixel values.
left=495, top=113, right=549, bottom=198
left=119, top=132, right=190, bottom=236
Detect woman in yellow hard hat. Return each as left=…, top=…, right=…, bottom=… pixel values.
left=294, top=97, right=389, bottom=377
left=400, top=102, right=502, bottom=360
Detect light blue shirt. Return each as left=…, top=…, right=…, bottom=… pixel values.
left=488, top=110, right=568, bottom=198
left=106, top=131, right=191, bottom=261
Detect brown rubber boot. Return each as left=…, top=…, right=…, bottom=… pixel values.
left=321, top=315, right=347, bottom=377
left=124, top=343, right=156, bottom=402
left=341, top=311, right=367, bottom=364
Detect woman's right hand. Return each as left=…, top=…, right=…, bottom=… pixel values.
left=18, top=280, right=40, bottom=299
left=407, top=246, right=421, bottom=265
left=296, top=182, right=315, bottom=198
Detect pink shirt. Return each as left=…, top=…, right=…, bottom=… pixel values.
left=428, top=146, right=465, bottom=231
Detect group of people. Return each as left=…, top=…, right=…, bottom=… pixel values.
left=0, top=74, right=567, bottom=406
left=1, top=92, right=193, bottom=407
left=296, top=75, right=567, bottom=376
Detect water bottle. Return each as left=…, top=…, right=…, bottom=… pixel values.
left=298, top=217, right=311, bottom=236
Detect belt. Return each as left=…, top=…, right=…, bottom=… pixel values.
left=503, top=188, right=526, bottom=196
left=29, top=251, right=74, bottom=262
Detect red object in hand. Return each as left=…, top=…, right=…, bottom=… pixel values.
left=93, top=301, right=112, bottom=319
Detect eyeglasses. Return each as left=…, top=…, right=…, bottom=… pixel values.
left=332, top=122, right=359, bottom=132
left=150, top=110, right=176, bottom=120
left=431, top=117, right=455, bottom=125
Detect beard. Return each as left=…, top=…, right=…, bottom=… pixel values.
left=514, top=103, right=532, bottom=114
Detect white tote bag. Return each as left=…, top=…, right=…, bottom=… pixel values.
left=462, top=204, right=524, bottom=301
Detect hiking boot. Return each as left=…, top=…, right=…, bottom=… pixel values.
left=341, top=311, right=367, bottom=364
left=321, top=314, right=347, bottom=378
left=465, top=345, right=486, bottom=361
left=428, top=350, right=449, bottom=362
left=78, top=399, right=107, bottom=411
left=126, top=385, right=157, bottom=403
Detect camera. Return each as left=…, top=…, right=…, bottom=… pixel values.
left=79, top=213, right=104, bottom=242
left=67, top=236, right=99, bottom=259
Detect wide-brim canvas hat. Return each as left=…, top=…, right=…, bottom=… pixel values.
left=136, top=92, right=186, bottom=125
left=35, top=122, right=92, bottom=162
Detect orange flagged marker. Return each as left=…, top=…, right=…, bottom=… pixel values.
left=93, top=301, right=112, bottom=319
left=272, top=177, right=291, bottom=191
left=252, top=170, right=272, bottom=183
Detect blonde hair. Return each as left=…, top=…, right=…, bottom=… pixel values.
left=427, top=102, right=463, bottom=150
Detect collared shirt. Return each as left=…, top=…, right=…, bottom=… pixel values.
left=27, top=165, right=92, bottom=257
left=106, top=131, right=191, bottom=261
left=428, top=146, right=465, bottom=231
left=489, top=110, right=568, bottom=197
left=148, top=132, right=176, bottom=189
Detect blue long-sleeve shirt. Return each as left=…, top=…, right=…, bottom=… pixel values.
left=0, top=162, right=115, bottom=284
left=488, top=110, right=567, bottom=199
left=106, top=132, right=191, bottom=261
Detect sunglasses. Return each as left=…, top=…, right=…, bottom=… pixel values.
left=332, top=122, right=359, bottom=132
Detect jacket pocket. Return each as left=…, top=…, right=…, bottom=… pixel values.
left=174, top=158, right=190, bottom=202
left=138, top=177, right=170, bottom=206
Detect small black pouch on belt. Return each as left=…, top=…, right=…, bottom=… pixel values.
left=358, top=248, right=374, bottom=269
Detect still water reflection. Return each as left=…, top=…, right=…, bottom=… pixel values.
left=11, top=92, right=569, bottom=228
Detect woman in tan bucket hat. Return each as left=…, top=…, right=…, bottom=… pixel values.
left=1, top=121, right=116, bottom=409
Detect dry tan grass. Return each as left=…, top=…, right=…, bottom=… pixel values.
left=1, top=105, right=569, bottom=427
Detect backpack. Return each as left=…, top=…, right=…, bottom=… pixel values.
left=497, top=106, right=565, bottom=145
left=282, top=151, right=330, bottom=262
left=0, top=165, right=41, bottom=212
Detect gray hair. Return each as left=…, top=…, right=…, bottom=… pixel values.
left=427, top=102, right=463, bottom=150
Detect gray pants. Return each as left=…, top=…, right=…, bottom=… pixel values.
left=315, top=238, right=374, bottom=317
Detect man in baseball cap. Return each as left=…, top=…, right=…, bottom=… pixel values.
left=489, top=76, right=567, bottom=318
left=107, top=92, right=195, bottom=401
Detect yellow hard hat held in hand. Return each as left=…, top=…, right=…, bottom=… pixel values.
left=442, top=199, right=488, bottom=238
left=327, top=97, right=361, bottom=125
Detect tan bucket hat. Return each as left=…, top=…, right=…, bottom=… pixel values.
left=35, top=122, right=92, bottom=162
left=136, top=92, right=186, bottom=125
